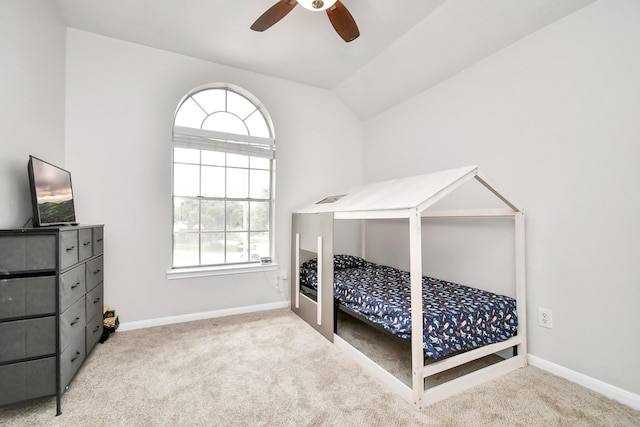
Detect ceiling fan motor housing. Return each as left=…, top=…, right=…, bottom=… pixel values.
left=312, top=0, right=324, bottom=9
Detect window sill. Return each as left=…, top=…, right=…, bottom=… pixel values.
left=166, top=263, right=278, bottom=280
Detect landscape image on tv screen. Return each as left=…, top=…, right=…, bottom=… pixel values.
left=32, top=158, right=76, bottom=224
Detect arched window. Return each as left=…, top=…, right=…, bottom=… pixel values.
left=171, top=84, right=275, bottom=270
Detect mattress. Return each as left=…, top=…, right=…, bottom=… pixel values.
left=299, top=255, right=518, bottom=359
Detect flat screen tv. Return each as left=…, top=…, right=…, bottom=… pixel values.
left=27, top=155, right=77, bottom=227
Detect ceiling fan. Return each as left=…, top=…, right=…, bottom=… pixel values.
left=251, top=0, right=360, bottom=43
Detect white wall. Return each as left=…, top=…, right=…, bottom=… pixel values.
left=363, top=0, right=640, bottom=396
left=0, top=0, right=66, bottom=228
left=64, top=29, right=363, bottom=324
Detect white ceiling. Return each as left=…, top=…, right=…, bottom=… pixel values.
left=55, top=0, right=596, bottom=119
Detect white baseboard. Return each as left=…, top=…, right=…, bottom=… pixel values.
left=117, top=301, right=290, bottom=332
left=528, top=354, right=640, bottom=410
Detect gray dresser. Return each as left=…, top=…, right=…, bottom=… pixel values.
left=0, top=225, right=104, bottom=415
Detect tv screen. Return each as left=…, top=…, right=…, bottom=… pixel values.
left=27, top=155, right=77, bottom=227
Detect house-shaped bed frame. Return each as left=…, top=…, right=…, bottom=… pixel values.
left=291, top=165, right=527, bottom=408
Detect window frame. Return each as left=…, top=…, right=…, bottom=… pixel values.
left=167, top=84, right=276, bottom=278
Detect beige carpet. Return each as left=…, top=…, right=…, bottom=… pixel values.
left=335, top=310, right=503, bottom=388
left=1, top=309, right=638, bottom=426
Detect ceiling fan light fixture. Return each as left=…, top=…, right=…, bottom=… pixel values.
left=297, top=0, right=337, bottom=12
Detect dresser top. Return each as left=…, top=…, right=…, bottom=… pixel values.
left=0, top=225, right=103, bottom=234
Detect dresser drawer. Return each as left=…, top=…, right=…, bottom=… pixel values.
left=59, top=230, right=79, bottom=270
left=78, top=228, right=93, bottom=262
left=0, top=317, right=55, bottom=363
left=0, top=276, right=55, bottom=320
left=0, top=357, right=56, bottom=406
left=85, top=255, right=103, bottom=291
left=85, top=282, right=103, bottom=322
left=93, top=227, right=104, bottom=256
left=60, top=297, right=86, bottom=353
left=60, top=264, right=86, bottom=313
left=86, top=311, right=103, bottom=354
left=60, top=332, right=86, bottom=393
left=0, top=235, right=56, bottom=272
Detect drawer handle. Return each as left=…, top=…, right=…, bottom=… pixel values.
left=71, top=282, right=81, bottom=289
left=93, top=297, right=101, bottom=304
left=97, top=238, right=103, bottom=242
left=93, top=325, right=100, bottom=333
left=71, top=351, right=81, bottom=362
left=66, top=245, right=76, bottom=252
left=70, top=317, right=80, bottom=326
left=83, top=241, right=91, bottom=246
left=94, top=269, right=101, bottom=275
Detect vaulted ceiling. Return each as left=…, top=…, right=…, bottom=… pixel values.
left=56, top=0, right=596, bottom=119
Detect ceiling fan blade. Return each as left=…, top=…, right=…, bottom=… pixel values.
left=251, top=0, right=298, bottom=32
left=326, top=1, right=359, bottom=42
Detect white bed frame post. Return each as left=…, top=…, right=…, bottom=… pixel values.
left=515, top=211, right=527, bottom=358
left=409, top=209, right=424, bottom=408
left=360, top=219, right=367, bottom=259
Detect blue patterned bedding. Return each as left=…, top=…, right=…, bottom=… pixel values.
left=300, top=255, right=518, bottom=360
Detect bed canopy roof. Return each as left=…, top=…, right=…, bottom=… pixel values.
left=295, top=165, right=522, bottom=219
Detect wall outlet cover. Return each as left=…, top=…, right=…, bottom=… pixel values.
left=538, top=307, right=553, bottom=329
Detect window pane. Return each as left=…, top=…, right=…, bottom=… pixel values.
left=250, top=201, right=270, bottom=230
left=227, top=153, right=248, bottom=168
left=174, top=98, right=206, bottom=129
left=245, top=110, right=270, bottom=138
left=250, top=169, right=270, bottom=199
left=202, top=150, right=225, bottom=166
left=227, top=91, right=257, bottom=120
left=201, top=166, right=225, bottom=198
left=174, top=198, right=199, bottom=231
left=192, top=89, right=225, bottom=115
left=173, top=232, right=199, bottom=267
left=202, top=112, right=247, bottom=135
left=250, top=156, right=270, bottom=170
left=226, top=201, right=248, bottom=231
left=201, top=232, right=225, bottom=265
left=227, top=168, right=248, bottom=198
left=174, top=164, right=200, bottom=197
left=174, top=147, right=200, bottom=164
left=250, top=232, right=270, bottom=260
left=201, top=200, right=224, bottom=231
left=227, top=232, right=248, bottom=263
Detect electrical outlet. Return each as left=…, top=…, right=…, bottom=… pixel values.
left=538, top=308, right=553, bottom=329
